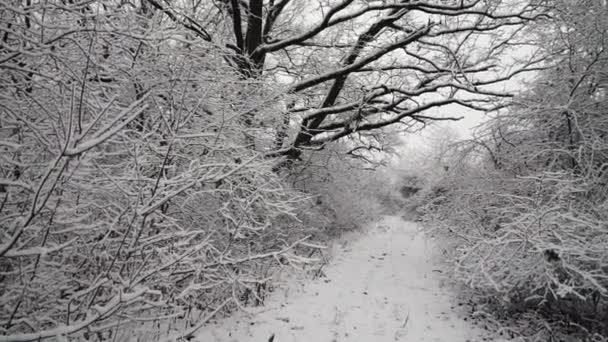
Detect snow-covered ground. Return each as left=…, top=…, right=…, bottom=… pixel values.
left=196, top=216, right=496, bottom=342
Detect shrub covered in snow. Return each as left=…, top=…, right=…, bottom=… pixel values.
left=0, top=9, right=319, bottom=341
left=421, top=1, right=608, bottom=336
left=422, top=47, right=608, bottom=342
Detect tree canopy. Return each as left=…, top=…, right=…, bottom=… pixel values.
left=147, top=0, right=548, bottom=157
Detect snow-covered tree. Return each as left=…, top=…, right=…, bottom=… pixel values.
left=150, top=0, right=548, bottom=158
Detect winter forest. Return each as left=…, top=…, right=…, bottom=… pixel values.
left=1, top=0, right=607, bottom=341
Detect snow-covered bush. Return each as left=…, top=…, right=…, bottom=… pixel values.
left=421, top=7, right=608, bottom=333
left=0, top=4, right=318, bottom=341
left=424, top=163, right=608, bottom=337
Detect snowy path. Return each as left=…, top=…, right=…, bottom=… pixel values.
left=196, top=216, right=488, bottom=342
